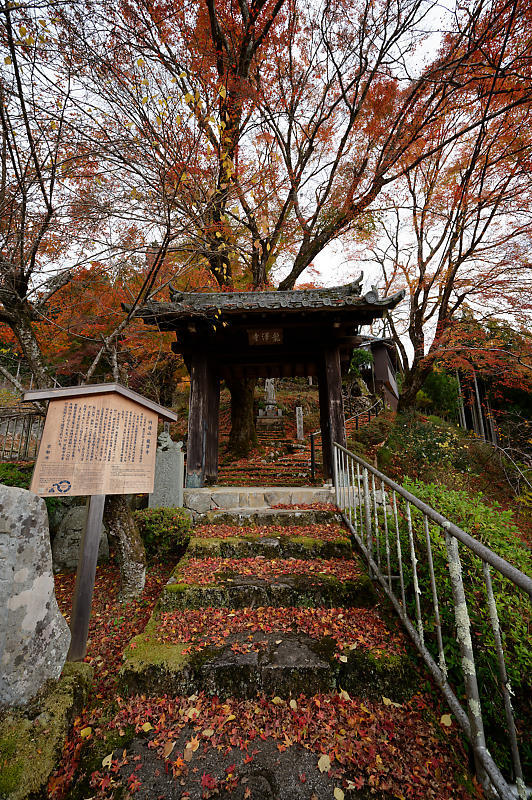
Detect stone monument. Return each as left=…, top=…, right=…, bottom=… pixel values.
left=148, top=430, right=185, bottom=509
left=0, top=485, right=71, bottom=706
left=257, top=379, right=283, bottom=431
left=296, top=406, right=304, bottom=440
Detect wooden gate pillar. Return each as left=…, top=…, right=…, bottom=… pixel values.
left=186, top=353, right=219, bottom=487
left=204, top=367, right=220, bottom=485
left=318, top=346, right=346, bottom=479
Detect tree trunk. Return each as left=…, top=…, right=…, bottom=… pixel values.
left=226, top=375, right=257, bottom=458
left=12, top=311, right=52, bottom=389
left=103, top=494, right=146, bottom=600
left=397, top=362, right=432, bottom=412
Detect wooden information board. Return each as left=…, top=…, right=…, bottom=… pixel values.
left=30, top=393, right=158, bottom=497
left=25, top=383, right=177, bottom=662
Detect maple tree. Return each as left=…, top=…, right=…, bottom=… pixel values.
left=0, top=1, right=196, bottom=395
left=368, top=76, right=532, bottom=409
left=48, top=0, right=532, bottom=451
left=2, top=0, right=532, bottom=450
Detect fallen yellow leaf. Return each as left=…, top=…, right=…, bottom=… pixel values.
left=334, top=789, right=345, bottom=800
left=318, top=753, right=331, bottom=773
left=440, top=714, right=452, bottom=727
left=80, top=727, right=92, bottom=739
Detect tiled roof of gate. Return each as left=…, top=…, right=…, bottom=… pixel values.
left=131, top=277, right=404, bottom=322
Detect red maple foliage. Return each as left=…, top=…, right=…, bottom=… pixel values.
left=175, top=557, right=362, bottom=585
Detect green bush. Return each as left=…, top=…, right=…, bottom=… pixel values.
left=373, top=478, right=531, bottom=779
left=133, top=506, right=192, bottom=562
left=420, top=369, right=460, bottom=418
left=0, top=462, right=33, bottom=489
left=376, top=412, right=472, bottom=480
left=0, top=462, right=62, bottom=522
left=348, top=348, right=373, bottom=377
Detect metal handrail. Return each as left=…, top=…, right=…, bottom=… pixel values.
left=309, top=397, right=384, bottom=480
left=333, top=442, right=531, bottom=800
left=345, top=396, right=383, bottom=429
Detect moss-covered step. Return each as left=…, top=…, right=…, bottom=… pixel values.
left=158, top=556, right=377, bottom=611
left=0, top=662, right=92, bottom=800
left=187, top=533, right=352, bottom=560
left=120, top=609, right=416, bottom=701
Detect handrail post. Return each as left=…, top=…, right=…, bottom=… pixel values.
left=445, top=531, right=490, bottom=794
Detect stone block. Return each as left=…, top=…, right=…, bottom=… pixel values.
left=52, top=506, right=108, bottom=573
left=263, top=489, right=290, bottom=506
left=183, top=490, right=213, bottom=513
left=0, top=486, right=71, bottom=707
left=148, top=432, right=184, bottom=509
left=211, top=491, right=240, bottom=509
left=242, top=491, right=268, bottom=508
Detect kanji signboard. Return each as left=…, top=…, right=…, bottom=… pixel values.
left=24, top=383, right=177, bottom=661
left=30, top=393, right=158, bottom=496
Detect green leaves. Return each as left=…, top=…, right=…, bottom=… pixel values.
left=134, top=506, right=192, bottom=561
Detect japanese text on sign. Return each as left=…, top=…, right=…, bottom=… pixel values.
left=30, top=394, right=158, bottom=496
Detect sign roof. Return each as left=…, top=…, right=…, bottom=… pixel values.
left=23, top=383, right=177, bottom=422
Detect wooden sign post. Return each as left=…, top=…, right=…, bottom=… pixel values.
left=24, top=383, right=177, bottom=661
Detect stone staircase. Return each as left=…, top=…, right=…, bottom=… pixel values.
left=121, top=505, right=411, bottom=702
left=183, top=486, right=337, bottom=523
left=115, top=498, right=480, bottom=798
left=216, top=410, right=376, bottom=487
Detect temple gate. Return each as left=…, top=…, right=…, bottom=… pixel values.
left=133, top=278, right=403, bottom=487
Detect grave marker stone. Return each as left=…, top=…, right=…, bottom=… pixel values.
left=149, top=431, right=185, bottom=509
left=296, top=406, right=304, bottom=440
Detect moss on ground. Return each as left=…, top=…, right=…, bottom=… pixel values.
left=64, top=724, right=136, bottom=800
left=339, top=647, right=416, bottom=700
left=0, top=662, right=92, bottom=800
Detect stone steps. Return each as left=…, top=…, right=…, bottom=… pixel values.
left=192, top=508, right=342, bottom=525
left=184, top=485, right=335, bottom=513
left=121, top=624, right=414, bottom=701
left=187, top=533, right=352, bottom=560
left=122, top=505, right=406, bottom=704
left=160, top=568, right=376, bottom=612
left=113, top=481, right=479, bottom=797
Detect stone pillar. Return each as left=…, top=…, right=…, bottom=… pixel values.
left=318, top=346, right=346, bottom=479
left=296, top=406, right=304, bottom=440
left=149, top=431, right=185, bottom=508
